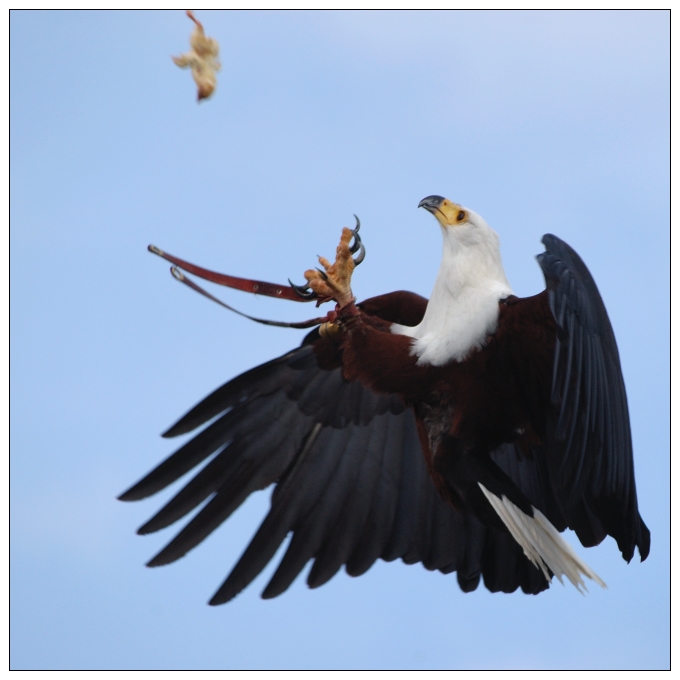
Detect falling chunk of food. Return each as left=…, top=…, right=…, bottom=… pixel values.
left=172, top=10, right=220, bottom=101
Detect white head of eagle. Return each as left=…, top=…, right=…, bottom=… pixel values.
left=391, top=195, right=514, bottom=366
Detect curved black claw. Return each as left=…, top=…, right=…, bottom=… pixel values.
left=315, top=267, right=329, bottom=281
left=288, top=278, right=317, bottom=300
left=349, top=215, right=365, bottom=265
left=349, top=215, right=361, bottom=253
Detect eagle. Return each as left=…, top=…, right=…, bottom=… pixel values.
left=120, top=195, right=650, bottom=604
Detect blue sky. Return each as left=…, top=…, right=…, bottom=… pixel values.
left=10, top=10, right=669, bottom=670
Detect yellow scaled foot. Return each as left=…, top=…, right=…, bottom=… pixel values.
left=304, top=228, right=356, bottom=308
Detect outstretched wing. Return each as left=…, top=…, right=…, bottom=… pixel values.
left=536, top=234, right=650, bottom=562
left=120, top=293, right=549, bottom=602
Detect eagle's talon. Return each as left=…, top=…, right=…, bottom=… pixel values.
left=288, top=279, right=317, bottom=299
left=349, top=215, right=361, bottom=253
left=349, top=215, right=365, bottom=265
left=352, top=239, right=366, bottom=266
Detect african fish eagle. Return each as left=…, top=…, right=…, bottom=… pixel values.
left=120, top=195, right=650, bottom=604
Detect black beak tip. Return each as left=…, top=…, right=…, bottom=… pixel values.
left=418, top=195, right=446, bottom=211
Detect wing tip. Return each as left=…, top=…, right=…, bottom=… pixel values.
left=137, top=521, right=158, bottom=536
left=640, top=518, right=651, bottom=560
left=145, top=541, right=187, bottom=567
left=117, top=476, right=165, bottom=503
left=457, top=572, right=481, bottom=593
left=208, top=585, right=237, bottom=606
left=161, top=422, right=189, bottom=438
left=145, top=556, right=167, bottom=568
left=117, top=486, right=144, bottom=502
left=632, top=518, right=651, bottom=562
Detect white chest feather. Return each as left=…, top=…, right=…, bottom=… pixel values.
left=392, top=211, right=513, bottom=366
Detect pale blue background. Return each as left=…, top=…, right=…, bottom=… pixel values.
left=10, top=9, right=669, bottom=670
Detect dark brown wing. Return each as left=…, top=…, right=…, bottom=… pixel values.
left=120, top=291, right=549, bottom=603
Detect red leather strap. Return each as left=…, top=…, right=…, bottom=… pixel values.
left=170, top=267, right=328, bottom=328
left=148, top=245, right=315, bottom=302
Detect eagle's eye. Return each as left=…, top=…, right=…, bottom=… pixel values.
left=456, top=210, right=467, bottom=222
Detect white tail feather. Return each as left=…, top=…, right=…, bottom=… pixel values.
left=478, top=483, right=607, bottom=593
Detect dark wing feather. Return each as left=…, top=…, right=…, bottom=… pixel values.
left=537, top=234, right=650, bottom=561
left=121, top=291, right=552, bottom=602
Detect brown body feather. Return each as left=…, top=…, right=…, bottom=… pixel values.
left=321, top=292, right=555, bottom=529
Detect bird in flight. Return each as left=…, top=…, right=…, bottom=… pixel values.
left=120, top=195, right=649, bottom=604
